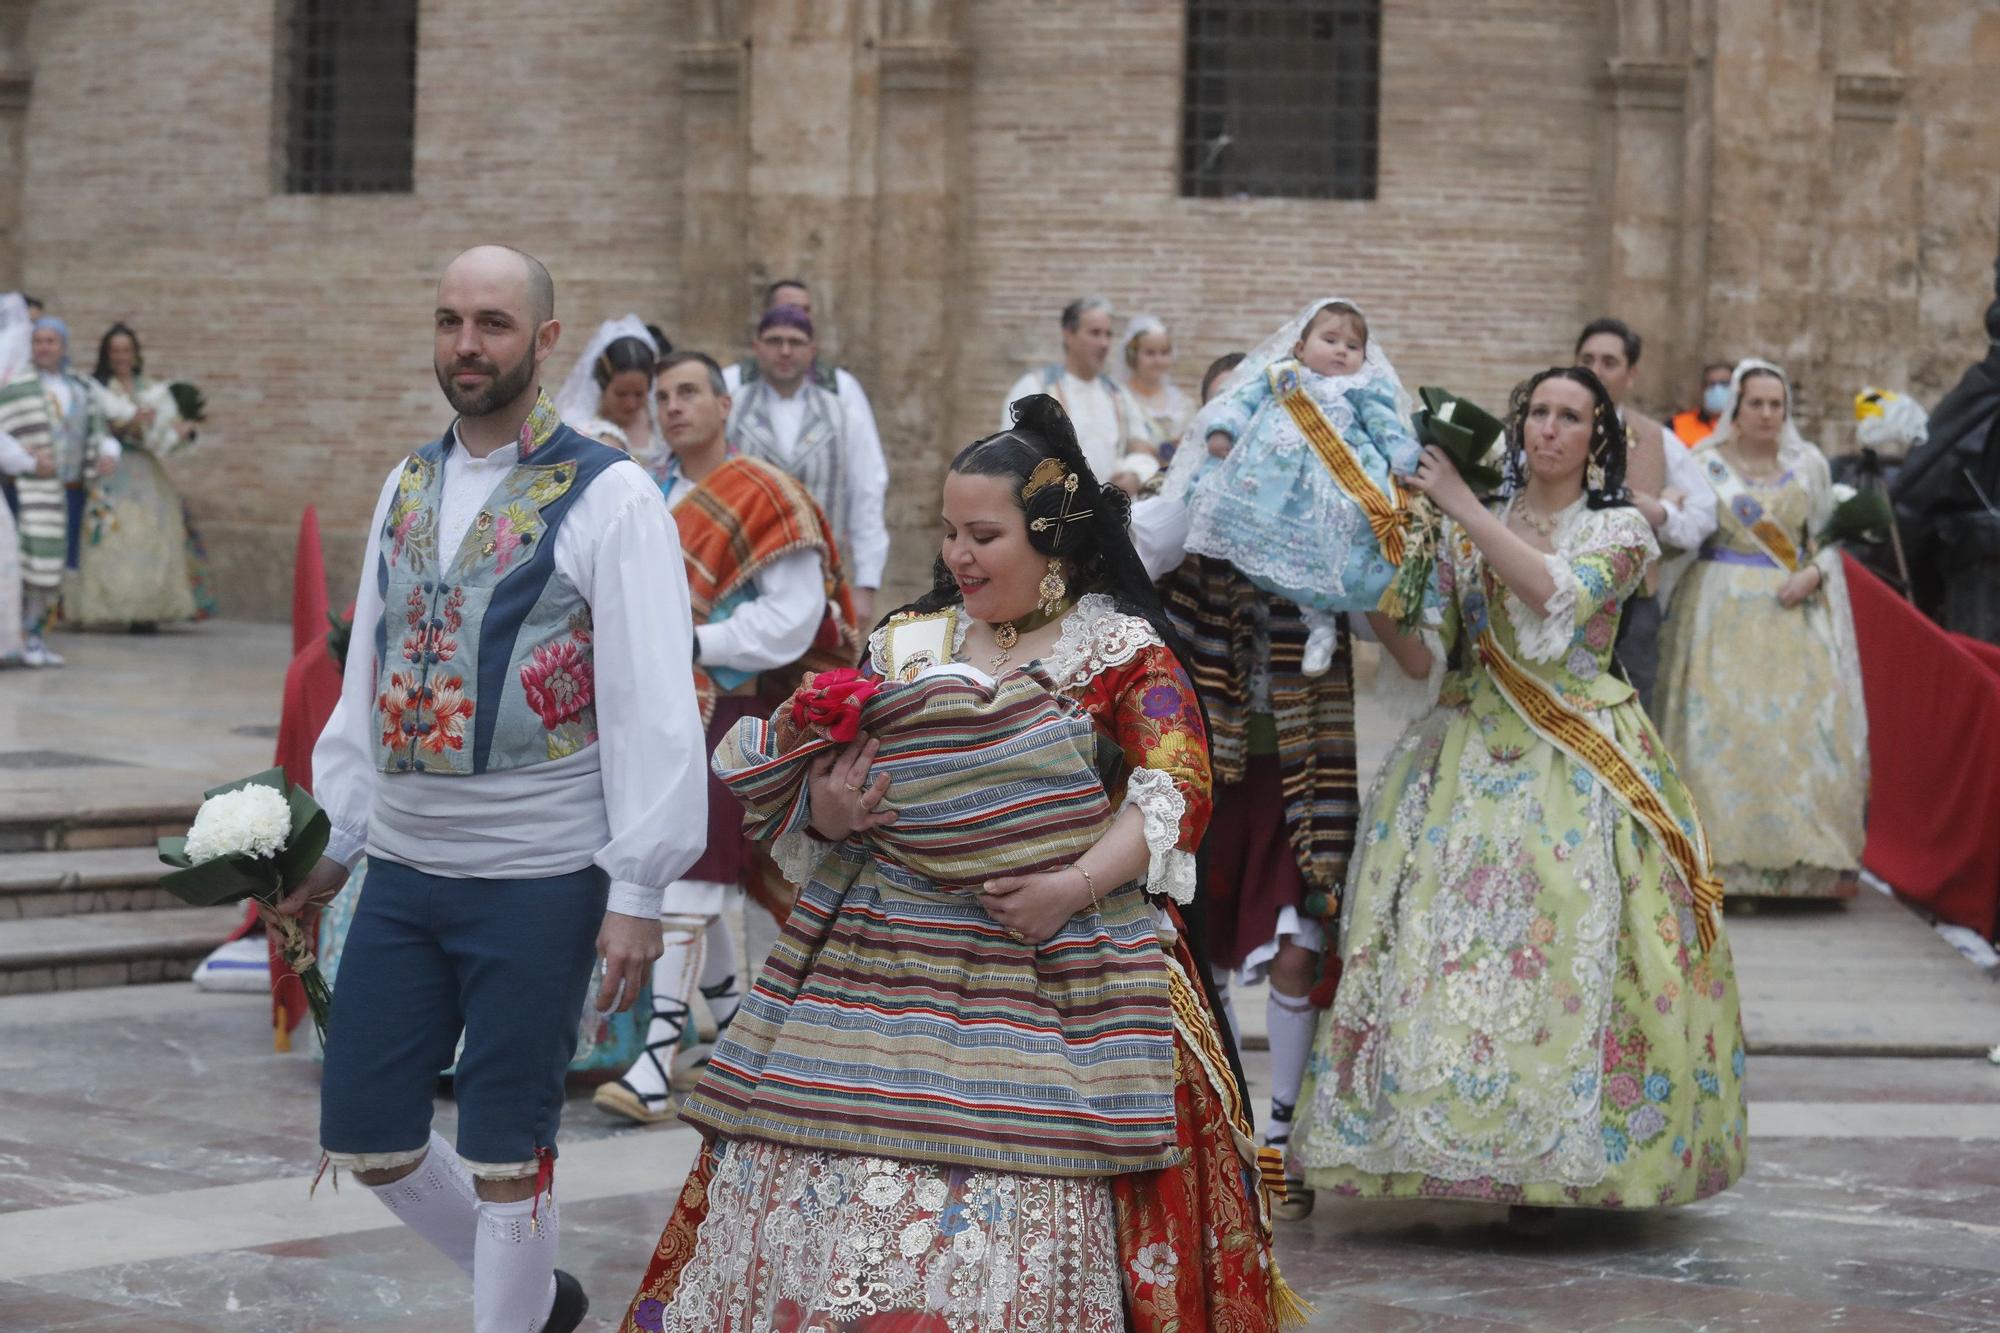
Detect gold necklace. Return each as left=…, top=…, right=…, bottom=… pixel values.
left=988, top=603, right=1068, bottom=672
left=1514, top=498, right=1560, bottom=538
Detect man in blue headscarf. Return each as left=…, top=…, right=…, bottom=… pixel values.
left=0, top=313, right=126, bottom=665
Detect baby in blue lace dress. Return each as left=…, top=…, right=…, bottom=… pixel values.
left=1178, top=300, right=1420, bottom=674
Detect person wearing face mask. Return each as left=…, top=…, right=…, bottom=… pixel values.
left=1292, top=365, right=1746, bottom=1219
left=1654, top=359, right=1868, bottom=901
left=1672, top=363, right=1736, bottom=448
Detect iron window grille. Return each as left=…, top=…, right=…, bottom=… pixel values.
left=1181, top=0, right=1381, bottom=201
left=278, top=0, right=418, bottom=195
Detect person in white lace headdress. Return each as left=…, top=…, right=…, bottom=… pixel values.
left=1654, top=358, right=1868, bottom=900
left=1115, top=313, right=1194, bottom=467
left=1156, top=297, right=1420, bottom=676
left=551, top=314, right=663, bottom=462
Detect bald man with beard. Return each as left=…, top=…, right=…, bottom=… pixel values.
left=276, top=246, right=708, bottom=1333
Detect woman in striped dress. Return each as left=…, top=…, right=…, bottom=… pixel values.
left=622, top=395, right=1295, bottom=1331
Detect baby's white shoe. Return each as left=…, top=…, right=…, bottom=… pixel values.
left=1302, top=623, right=1336, bottom=677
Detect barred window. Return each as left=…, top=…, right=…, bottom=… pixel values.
left=278, top=0, right=419, bottom=194
left=1181, top=0, right=1381, bottom=201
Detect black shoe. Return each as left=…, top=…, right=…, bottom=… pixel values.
left=541, top=1268, right=589, bottom=1333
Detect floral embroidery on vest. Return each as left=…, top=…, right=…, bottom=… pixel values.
left=373, top=392, right=613, bottom=774
left=520, top=612, right=598, bottom=758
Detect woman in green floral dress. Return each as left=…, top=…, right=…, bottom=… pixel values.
left=1292, top=366, right=1747, bottom=1209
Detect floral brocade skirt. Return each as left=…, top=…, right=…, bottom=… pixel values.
left=621, top=946, right=1282, bottom=1333
left=1293, top=696, right=1749, bottom=1208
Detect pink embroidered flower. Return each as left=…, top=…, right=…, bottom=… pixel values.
left=521, top=639, right=594, bottom=730
left=1508, top=945, right=1545, bottom=980
left=1607, top=1072, right=1643, bottom=1110
left=490, top=514, right=527, bottom=573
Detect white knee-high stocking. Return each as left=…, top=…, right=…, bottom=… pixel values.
left=473, top=1193, right=559, bottom=1333
left=364, top=1130, right=478, bottom=1277
left=1265, top=986, right=1318, bottom=1140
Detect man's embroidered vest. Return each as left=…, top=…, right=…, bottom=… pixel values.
left=371, top=396, right=624, bottom=775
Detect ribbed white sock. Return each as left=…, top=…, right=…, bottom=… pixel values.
left=473, top=1193, right=558, bottom=1333
left=1266, top=987, right=1318, bottom=1134
left=364, top=1131, right=478, bottom=1277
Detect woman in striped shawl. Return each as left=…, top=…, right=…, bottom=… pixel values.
left=622, top=396, right=1302, bottom=1332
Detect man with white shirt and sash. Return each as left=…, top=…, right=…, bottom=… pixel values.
left=276, top=246, right=707, bottom=1333
left=724, top=300, right=889, bottom=626
left=1003, top=295, right=1162, bottom=481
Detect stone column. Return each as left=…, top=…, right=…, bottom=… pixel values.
left=676, top=0, right=751, bottom=354
left=1599, top=0, right=1709, bottom=414
left=670, top=0, right=971, bottom=609
left=871, top=1, right=971, bottom=607
left=1813, top=0, right=1918, bottom=452
left=0, top=0, right=33, bottom=290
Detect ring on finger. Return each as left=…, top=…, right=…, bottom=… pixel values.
left=842, top=781, right=861, bottom=793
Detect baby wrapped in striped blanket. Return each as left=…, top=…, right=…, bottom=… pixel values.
left=680, top=661, right=1181, bottom=1177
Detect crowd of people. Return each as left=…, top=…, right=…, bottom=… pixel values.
left=41, top=241, right=1905, bottom=1330
left=0, top=294, right=212, bottom=667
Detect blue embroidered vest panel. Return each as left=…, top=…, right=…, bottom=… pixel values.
left=371, top=400, right=625, bottom=775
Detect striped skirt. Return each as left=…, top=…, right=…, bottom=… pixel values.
left=680, top=666, right=1179, bottom=1177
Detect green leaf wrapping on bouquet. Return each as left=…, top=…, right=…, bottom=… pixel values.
left=1819, top=487, right=1893, bottom=546
left=168, top=380, right=207, bottom=422
left=1412, top=386, right=1507, bottom=493
left=1381, top=387, right=1509, bottom=631
left=158, top=851, right=284, bottom=906
left=155, top=768, right=330, bottom=906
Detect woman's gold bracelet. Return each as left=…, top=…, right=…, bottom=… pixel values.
left=1076, top=864, right=1098, bottom=911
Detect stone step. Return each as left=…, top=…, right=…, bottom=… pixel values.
left=0, top=847, right=197, bottom=919
left=0, top=799, right=199, bottom=854
left=0, top=906, right=241, bottom=995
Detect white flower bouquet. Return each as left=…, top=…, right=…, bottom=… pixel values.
left=158, top=768, right=334, bottom=1041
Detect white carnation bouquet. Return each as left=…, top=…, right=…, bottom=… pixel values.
left=159, top=768, right=334, bottom=1041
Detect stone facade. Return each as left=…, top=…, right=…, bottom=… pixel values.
left=6, top=0, right=1998, bottom=617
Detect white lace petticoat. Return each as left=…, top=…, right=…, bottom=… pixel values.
left=639, top=1138, right=1124, bottom=1332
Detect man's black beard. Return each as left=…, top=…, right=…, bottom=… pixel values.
left=436, top=347, right=537, bottom=418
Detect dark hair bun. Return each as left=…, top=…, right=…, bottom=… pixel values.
left=1009, top=394, right=1088, bottom=473
left=1096, top=481, right=1132, bottom=529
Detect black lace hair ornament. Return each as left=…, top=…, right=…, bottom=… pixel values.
left=1498, top=365, right=1634, bottom=511
left=874, top=392, right=1251, bottom=1101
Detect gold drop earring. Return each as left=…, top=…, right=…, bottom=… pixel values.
left=1037, top=559, right=1068, bottom=617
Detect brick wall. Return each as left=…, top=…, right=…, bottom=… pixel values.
left=15, top=0, right=2000, bottom=620
left=19, top=0, right=685, bottom=617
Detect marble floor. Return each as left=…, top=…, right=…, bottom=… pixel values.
left=4, top=623, right=2000, bottom=1330
left=1, top=982, right=1999, bottom=1331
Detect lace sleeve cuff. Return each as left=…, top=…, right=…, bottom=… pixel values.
left=1122, top=767, right=1197, bottom=905
left=1504, top=553, right=1582, bottom=663
left=770, top=827, right=821, bottom=889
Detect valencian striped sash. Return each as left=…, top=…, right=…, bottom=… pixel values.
left=1272, top=361, right=1406, bottom=564
left=681, top=666, right=1179, bottom=1177
left=1702, top=451, right=1803, bottom=572
left=1477, top=629, right=1725, bottom=951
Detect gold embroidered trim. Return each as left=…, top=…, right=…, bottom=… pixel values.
left=1276, top=384, right=1406, bottom=564
left=1478, top=629, right=1724, bottom=952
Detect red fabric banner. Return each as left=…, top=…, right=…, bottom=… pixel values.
left=1846, top=553, right=2000, bottom=939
